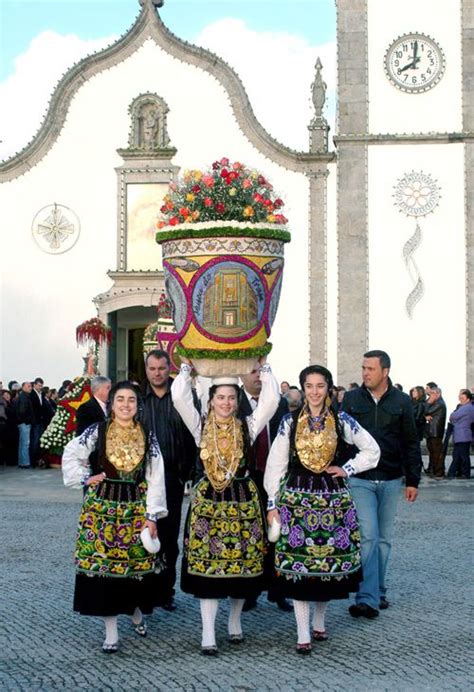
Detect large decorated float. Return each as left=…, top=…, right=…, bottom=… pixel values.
left=155, top=158, right=290, bottom=376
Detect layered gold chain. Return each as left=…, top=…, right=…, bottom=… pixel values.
left=106, top=421, right=145, bottom=474
left=200, top=411, right=244, bottom=492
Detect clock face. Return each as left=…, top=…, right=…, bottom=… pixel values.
left=385, top=33, right=445, bottom=93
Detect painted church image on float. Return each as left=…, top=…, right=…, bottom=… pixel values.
left=202, top=268, right=259, bottom=337
left=0, top=0, right=472, bottom=405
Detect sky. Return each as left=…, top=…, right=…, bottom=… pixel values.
left=0, top=0, right=337, bottom=158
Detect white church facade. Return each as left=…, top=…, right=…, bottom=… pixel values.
left=0, top=0, right=472, bottom=407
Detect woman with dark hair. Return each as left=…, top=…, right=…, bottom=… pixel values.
left=62, top=381, right=167, bottom=653
left=409, top=386, right=426, bottom=441
left=171, top=357, right=279, bottom=655
left=264, top=364, right=380, bottom=654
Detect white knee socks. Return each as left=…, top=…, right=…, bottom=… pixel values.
left=312, top=601, right=328, bottom=633
left=293, top=600, right=311, bottom=645
left=228, top=598, right=245, bottom=637
left=200, top=598, right=219, bottom=647
left=103, top=616, right=118, bottom=644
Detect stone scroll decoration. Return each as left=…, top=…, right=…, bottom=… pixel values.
left=393, top=171, right=440, bottom=318
left=31, top=203, right=80, bottom=254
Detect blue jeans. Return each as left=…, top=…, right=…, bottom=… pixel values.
left=17, top=423, right=31, bottom=467
left=349, top=477, right=403, bottom=609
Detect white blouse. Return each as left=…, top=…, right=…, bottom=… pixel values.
left=62, top=424, right=168, bottom=519
left=171, top=363, right=280, bottom=446
left=264, top=411, right=381, bottom=501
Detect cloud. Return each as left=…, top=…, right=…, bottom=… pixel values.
left=0, top=20, right=336, bottom=160
left=0, top=31, right=116, bottom=160
left=193, top=18, right=336, bottom=151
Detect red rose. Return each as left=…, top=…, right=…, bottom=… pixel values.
left=253, top=193, right=263, bottom=203
left=258, top=175, right=267, bottom=185
left=169, top=216, right=179, bottom=226
left=220, top=168, right=229, bottom=178
left=160, top=205, right=167, bottom=213
left=215, top=202, right=226, bottom=214
left=220, top=157, right=230, bottom=166
left=204, top=197, right=213, bottom=207
left=212, top=161, right=220, bottom=170
left=263, top=199, right=273, bottom=208
left=274, top=198, right=284, bottom=208
left=179, top=207, right=190, bottom=217
left=192, top=185, right=201, bottom=193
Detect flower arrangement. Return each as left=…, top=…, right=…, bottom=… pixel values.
left=156, top=157, right=288, bottom=229
left=76, top=317, right=112, bottom=347
left=40, top=377, right=92, bottom=457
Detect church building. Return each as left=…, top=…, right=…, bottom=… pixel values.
left=0, top=0, right=472, bottom=405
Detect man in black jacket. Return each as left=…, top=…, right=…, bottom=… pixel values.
left=238, top=367, right=292, bottom=612
left=16, top=382, right=33, bottom=468
left=75, top=376, right=111, bottom=436
left=341, top=350, right=421, bottom=619
left=141, top=349, right=198, bottom=611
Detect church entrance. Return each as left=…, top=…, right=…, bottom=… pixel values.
left=107, top=306, right=157, bottom=384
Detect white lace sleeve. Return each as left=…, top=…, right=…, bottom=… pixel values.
left=339, top=412, right=381, bottom=476
left=145, top=432, right=168, bottom=519
left=246, top=365, right=279, bottom=443
left=263, top=414, right=292, bottom=503
left=62, top=424, right=100, bottom=489
left=171, top=364, right=202, bottom=446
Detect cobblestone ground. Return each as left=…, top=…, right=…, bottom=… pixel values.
left=0, top=466, right=472, bottom=691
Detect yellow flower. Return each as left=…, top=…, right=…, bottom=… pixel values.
left=191, top=210, right=200, bottom=220
left=228, top=187, right=237, bottom=196
left=267, top=214, right=276, bottom=223
left=242, top=530, right=250, bottom=539
left=192, top=561, right=206, bottom=573
left=186, top=193, right=195, bottom=202
left=193, top=170, right=202, bottom=181
left=228, top=563, right=242, bottom=574
left=227, top=506, right=238, bottom=517
left=94, top=540, right=106, bottom=554
left=113, top=564, right=126, bottom=575
left=243, top=206, right=254, bottom=217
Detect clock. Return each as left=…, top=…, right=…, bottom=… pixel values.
left=384, top=33, right=445, bottom=93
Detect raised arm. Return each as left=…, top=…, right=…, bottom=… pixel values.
left=171, top=363, right=202, bottom=446
left=246, top=364, right=279, bottom=443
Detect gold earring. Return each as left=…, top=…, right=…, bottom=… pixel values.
left=325, top=394, right=332, bottom=407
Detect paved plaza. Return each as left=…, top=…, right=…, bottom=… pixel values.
left=0, top=466, right=472, bottom=691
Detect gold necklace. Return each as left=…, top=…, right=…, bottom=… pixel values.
left=200, top=411, right=243, bottom=492
left=295, top=406, right=337, bottom=473
left=106, top=421, right=145, bottom=474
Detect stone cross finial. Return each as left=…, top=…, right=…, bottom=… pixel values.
left=311, top=57, right=327, bottom=117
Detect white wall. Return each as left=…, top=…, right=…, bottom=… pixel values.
left=0, top=39, right=309, bottom=388
left=367, top=143, right=465, bottom=410
left=368, top=0, right=462, bottom=134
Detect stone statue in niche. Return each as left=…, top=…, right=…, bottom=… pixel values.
left=140, top=106, right=160, bottom=148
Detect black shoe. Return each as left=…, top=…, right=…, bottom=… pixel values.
left=162, top=598, right=177, bottom=612
left=201, top=645, right=218, bottom=656
left=242, top=598, right=258, bottom=612
left=348, top=603, right=379, bottom=619
left=275, top=598, right=293, bottom=612
left=379, top=597, right=389, bottom=610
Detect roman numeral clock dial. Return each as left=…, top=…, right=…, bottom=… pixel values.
left=384, top=33, right=445, bottom=93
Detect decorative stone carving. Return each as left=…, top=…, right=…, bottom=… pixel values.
left=126, top=93, right=173, bottom=152
left=31, top=203, right=80, bottom=254
left=393, top=171, right=441, bottom=318
left=308, top=58, right=329, bottom=154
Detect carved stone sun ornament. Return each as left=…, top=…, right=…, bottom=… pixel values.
left=31, top=203, right=80, bottom=254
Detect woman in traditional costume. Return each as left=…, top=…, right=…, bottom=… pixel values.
left=264, top=365, right=380, bottom=654
left=171, top=359, right=279, bottom=655
left=62, top=382, right=167, bottom=653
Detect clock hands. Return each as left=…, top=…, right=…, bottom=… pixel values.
left=399, top=41, right=421, bottom=72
